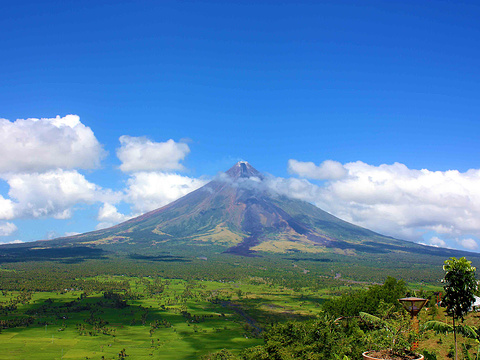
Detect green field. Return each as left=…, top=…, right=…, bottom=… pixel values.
left=0, top=252, right=451, bottom=360
left=0, top=272, right=367, bottom=360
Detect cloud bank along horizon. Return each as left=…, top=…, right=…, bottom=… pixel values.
left=0, top=114, right=478, bottom=252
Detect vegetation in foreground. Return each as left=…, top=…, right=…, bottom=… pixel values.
left=1, top=255, right=479, bottom=359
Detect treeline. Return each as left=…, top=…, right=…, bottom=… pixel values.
left=0, top=250, right=443, bottom=294
left=0, top=259, right=337, bottom=294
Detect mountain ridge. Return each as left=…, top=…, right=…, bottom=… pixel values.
left=1, top=161, right=477, bottom=261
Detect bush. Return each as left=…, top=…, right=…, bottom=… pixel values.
left=241, top=315, right=367, bottom=360
left=322, top=276, right=407, bottom=318
left=201, top=349, right=239, bottom=360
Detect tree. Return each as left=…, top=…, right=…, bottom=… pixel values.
left=240, top=315, right=367, bottom=359
left=118, top=348, right=127, bottom=359
left=440, top=257, right=477, bottom=360
left=322, top=276, right=407, bottom=317
left=201, top=349, right=239, bottom=360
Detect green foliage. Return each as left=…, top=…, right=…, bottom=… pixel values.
left=462, top=343, right=474, bottom=360
left=423, top=320, right=478, bottom=339
left=442, top=257, right=477, bottom=322
left=240, top=315, right=368, bottom=359
left=359, top=307, right=413, bottom=357
left=438, top=257, right=477, bottom=360
left=240, top=346, right=270, bottom=360
left=423, top=320, right=480, bottom=359
left=202, top=349, right=240, bottom=360
left=0, top=255, right=454, bottom=359
left=423, top=320, right=454, bottom=334
left=322, top=276, right=407, bottom=317
left=422, top=349, right=438, bottom=360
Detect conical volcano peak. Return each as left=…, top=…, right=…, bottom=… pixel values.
left=225, top=161, right=264, bottom=179
left=14, top=158, right=448, bottom=260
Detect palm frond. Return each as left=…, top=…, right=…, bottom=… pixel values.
left=360, top=312, right=383, bottom=324
left=457, top=325, right=479, bottom=340
left=422, top=320, right=453, bottom=335
left=423, top=321, right=478, bottom=340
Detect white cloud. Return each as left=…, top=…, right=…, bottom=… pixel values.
left=266, top=176, right=323, bottom=202
left=0, top=115, right=207, bottom=239
left=98, top=203, right=129, bottom=223
left=279, top=160, right=480, bottom=243
left=2, top=170, right=120, bottom=219
left=0, top=114, right=116, bottom=224
left=0, top=115, right=105, bottom=173
left=0, top=195, right=15, bottom=220
left=288, top=159, right=347, bottom=180
left=429, top=236, right=447, bottom=248
left=125, top=172, right=207, bottom=213
left=0, top=239, right=23, bottom=245
left=457, top=238, right=478, bottom=250
left=65, top=232, right=81, bottom=237
left=96, top=203, right=139, bottom=230
left=117, top=136, right=190, bottom=172
left=0, top=222, right=17, bottom=236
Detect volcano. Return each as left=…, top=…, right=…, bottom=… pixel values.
left=8, top=160, right=455, bottom=259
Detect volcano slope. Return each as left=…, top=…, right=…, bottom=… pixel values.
left=1, top=161, right=477, bottom=267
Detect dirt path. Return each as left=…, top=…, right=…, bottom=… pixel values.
left=221, top=301, right=263, bottom=336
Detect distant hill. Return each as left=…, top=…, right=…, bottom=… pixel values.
left=2, top=161, right=475, bottom=263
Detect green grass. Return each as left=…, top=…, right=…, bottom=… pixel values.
left=0, top=251, right=449, bottom=359
left=0, top=275, right=346, bottom=359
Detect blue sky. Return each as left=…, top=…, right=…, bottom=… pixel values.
left=1, top=1, right=479, bottom=251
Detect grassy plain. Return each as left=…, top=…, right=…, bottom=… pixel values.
left=0, top=249, right=454, bottom=360
left=0, top=272, right=365, bottom=360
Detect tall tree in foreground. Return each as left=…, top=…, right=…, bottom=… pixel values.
left=440, top=257, right=477, bottom=360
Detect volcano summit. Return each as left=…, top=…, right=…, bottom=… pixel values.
left=7, top=161, right=457, bottom=259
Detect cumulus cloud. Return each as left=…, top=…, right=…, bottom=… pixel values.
left=428, top=236, right=447, bottom=248
left=0, top=115, right=105, bottom=173
left=288, top=159, right=347, bottom=180
left=325, top=162, right=480, bottom=239
left=0, top=195, right=15, bottom=220
left=457, top=238, right=478, bottom=250
left=125, top=172, right=207, bottom=213
left=117, top=136, right=190, bottom=172
left=0, top=222, right=17, bottom=236
left=2, top=170, right=120, bottom=219
left=98, top=203, right=129, bottom=223
left=0, top=114, right=115, bottom=225
left=278, top=159, right=480, bottom=243
left=266, top=176, right=323, bottom=202
left=96, top=203, right=132, bottom=229
left=0, top=115, right=206, bottom=238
